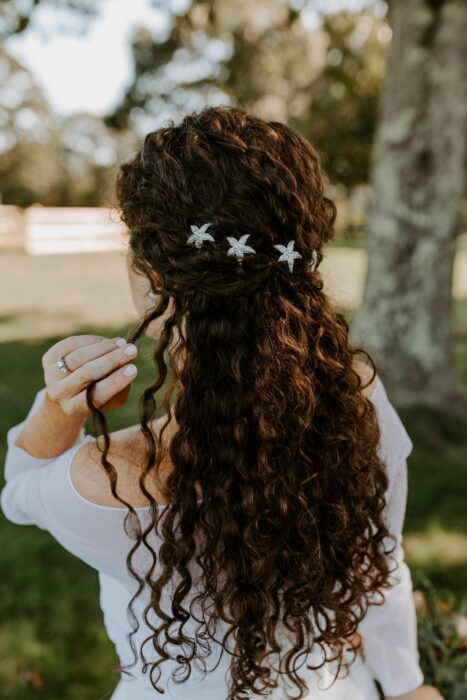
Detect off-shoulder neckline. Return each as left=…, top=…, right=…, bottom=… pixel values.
left=67, top=438, right=203, bottom=513
left=67, top=374, right=383, bottom=513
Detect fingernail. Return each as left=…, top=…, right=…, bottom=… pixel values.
left=124, top=343, right=138, bottom=356
left=115, top=338, right=126, bottom=347
left=123, top=364, right=137, bottom=376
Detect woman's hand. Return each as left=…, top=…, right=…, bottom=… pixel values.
left=386, top=685, right=445, bottom=700
left=42, top=335, right=139, bottom=419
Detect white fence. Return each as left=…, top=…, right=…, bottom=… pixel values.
left=0, top=205, right=127, bottom=254
left=0, top=188, right=372, bottom=254
left=1, top=191, right=465, bottom=256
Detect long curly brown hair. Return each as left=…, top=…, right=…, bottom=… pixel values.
left=85, top=105, right=398, bottom=699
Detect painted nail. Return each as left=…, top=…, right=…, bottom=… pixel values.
left=115, top=338, right=126, bottom=347
left=124, top=343, right=138, bottom=356
left=123, top=364, right=137, bottom=376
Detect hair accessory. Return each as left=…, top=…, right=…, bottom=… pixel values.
left=186, top=223, right=215, bottom=248
left=226, top=234, right=256, bottom=264
left=185, top=223, right=318, bottom=280
left=273, top=240, right=303, bottom=272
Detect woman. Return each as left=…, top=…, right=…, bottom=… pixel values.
left=1, top=106, right=443, bottom=700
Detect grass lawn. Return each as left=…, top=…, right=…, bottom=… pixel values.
left=0, top=328, right=160, bottom=700
left=0, top=251, right=466, bottom=699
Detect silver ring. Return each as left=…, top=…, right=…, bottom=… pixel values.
left=56, top=354, right=71, bottom=374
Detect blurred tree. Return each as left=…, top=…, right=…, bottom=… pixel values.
left=0, top=47, right=129, bottom=206
left=105, top=0, right=324, bottom=133
left=0, top=47, right=66, bottom=206
left=0, top=0, right=97, bottom=39
left=104, top=1, right=389, bottom=189
left=59, top=113, right=126, bottom=206
left=351, top=0, right=467, bottom=411
left=295, top=8, right=389, bottom=187
left=2, top=0, right=391, bottom=195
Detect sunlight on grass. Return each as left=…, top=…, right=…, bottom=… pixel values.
left=0, top=620, right=48, bottom=695
left=405, top=530, right=467, bottom=567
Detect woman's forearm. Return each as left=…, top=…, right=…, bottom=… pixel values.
left=14, top=389, right=87, bottom=459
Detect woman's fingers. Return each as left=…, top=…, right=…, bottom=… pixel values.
left=43, top=337, right=127, bottom=385
left=43, top=335, right=140, bottom=416
left=50, top=342, right=138, bottom=398
left=42, top=335, right=106, bottom=368
left=70, top=362, right=138, bottom=415
left=53, top=336, right=127, bottom=373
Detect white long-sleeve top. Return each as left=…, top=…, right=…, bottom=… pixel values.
left=1, top=376, right=424, bottom=699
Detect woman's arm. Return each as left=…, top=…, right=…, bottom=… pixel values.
left=3, top=386, right=88, bottom=487
left=13, top=388, right=87, bottom=459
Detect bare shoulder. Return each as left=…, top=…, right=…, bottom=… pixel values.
left=70, top=419, right=169, bottom=508
left=352, top=356, right=378, bottom=399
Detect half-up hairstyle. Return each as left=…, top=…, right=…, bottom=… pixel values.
left=85, top=105, right=398, bottom=699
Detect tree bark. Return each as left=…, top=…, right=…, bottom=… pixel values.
left=350, top=0, right=467, bottom=411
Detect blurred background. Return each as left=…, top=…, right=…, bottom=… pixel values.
left=0, top=0, right=466, bottom=698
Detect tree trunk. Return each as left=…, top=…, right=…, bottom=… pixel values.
left=350, top=0, right=467, bottom=411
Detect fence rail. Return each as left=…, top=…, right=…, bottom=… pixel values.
left=1, top=192, right=466, bottom=255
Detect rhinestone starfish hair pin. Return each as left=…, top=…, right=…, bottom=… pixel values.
left=185, top=222, right=318, bottom=273
left=226, top=234, right=256, bottom=266
left=186, top=223, right=216, bottom=248
left=273, top=240, right=302, bottom=273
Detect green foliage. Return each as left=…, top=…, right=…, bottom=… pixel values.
left=105, top=2, right=388, bottom=188
left=401, top=402, right=467, bottom=536
left=0, top=48, right=124, bottom=208
left=413, top=572, right=467, bottom=699
left=1, top=2, right=391, bottom=206
left=295, top=10, right=388, bottom=186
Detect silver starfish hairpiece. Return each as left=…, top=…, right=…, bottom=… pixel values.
left=183, top=222, right=318, bottom=274
left=186, top=222, right=215, bottom=248
left=226, top=234, right=256, bottom=264
left=146, top=227, right=317, bottom=301
left=273, top=240, right=302, bottom=272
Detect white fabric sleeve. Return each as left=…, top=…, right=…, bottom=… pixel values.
left=0, top=392, right=133, bottom=580
left=3, top=387, right=87, bottom=482
left=357, top=379, right=425, bottom=696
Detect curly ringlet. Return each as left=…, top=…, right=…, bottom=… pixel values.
left=84, top=105, right=398, bottom=699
